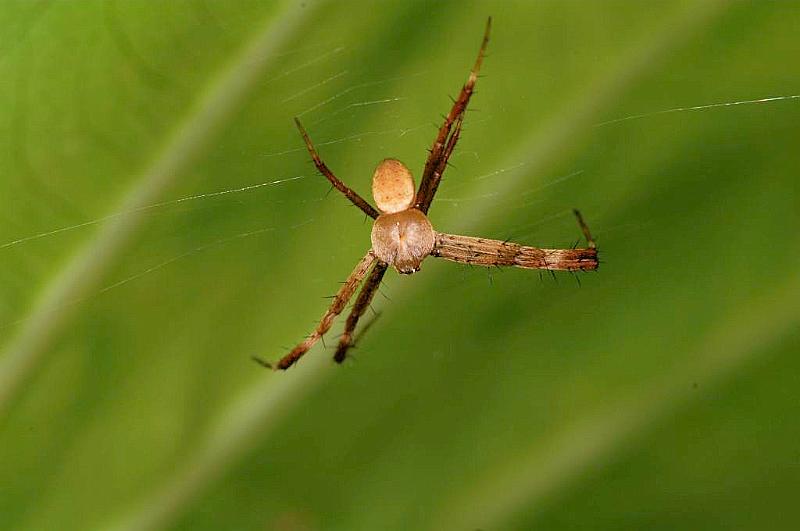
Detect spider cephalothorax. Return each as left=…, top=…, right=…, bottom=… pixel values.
left=257, top=18, right=598, bottom=371
left=370, top=159, right=435, bottom=274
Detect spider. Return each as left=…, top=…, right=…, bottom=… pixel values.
left=258, top=17, right=598, bottom=371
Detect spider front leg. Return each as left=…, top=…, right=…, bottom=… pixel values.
left=415, top=17, right=491, bottom=214
left=334, top=261, right=388, bottom=363
left=572, top=208, right=597, bottom=249
left=261, top=251, right=377, bottom=370
left=294, top=118, right=380, bottom=219
left=431, top=210, right=599, bottom=271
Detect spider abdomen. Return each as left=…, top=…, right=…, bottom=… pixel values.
left=371, top=209, right=435, bottom=274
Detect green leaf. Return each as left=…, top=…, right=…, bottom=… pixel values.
left=1, top=1, right=798, bottom=530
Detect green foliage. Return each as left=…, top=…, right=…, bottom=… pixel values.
left=1, top=1, right=798, bottom=530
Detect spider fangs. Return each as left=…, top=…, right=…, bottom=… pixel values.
left=256, top=17, right=599, bottom=371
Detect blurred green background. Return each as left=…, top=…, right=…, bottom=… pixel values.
left=1, top=1, right=799, bottom=530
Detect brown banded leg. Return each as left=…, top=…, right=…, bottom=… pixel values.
left=423, top=114, right=464, bottom=208
left=334, top=261, right=388, bottom=363
left=294, top=118, right=380, bottom=219
left=430, top=211, right=599, bottom=272
left=573, top=209, right=596, bottom=249
left=415, top=17, right=491, bottom=214
left=263, top=251, right=377, bottom=370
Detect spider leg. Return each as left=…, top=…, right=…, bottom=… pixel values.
left=431, top=231, right=598, bottom=272
left=572, top=209, right=596, bottom=249
left=270, top=250, right=377, bottom=370
left=430, top=211, right=599, bottom=272
left=419, top=114, right=464, bottom=214
left=415, top=17, right=491, bottom=214
left=334, top=261, right=388, bottom=363
left=294, top=118, right=380, bottom=219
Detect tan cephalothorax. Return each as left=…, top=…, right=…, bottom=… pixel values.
left=257, top=18, right=599, bottom=371
left=370, top=159, right=435, bottom=274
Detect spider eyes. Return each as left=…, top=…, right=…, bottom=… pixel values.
left=372, top=158, right=416, bottom=214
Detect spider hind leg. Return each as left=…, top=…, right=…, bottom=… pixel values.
left=294, top=118, right=379, bottom=219
left=415, top=17, right=491, bottom=214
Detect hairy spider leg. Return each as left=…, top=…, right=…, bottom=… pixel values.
left=424, top=113, right=464, bottom=206
left=572, top=208, right=596, bottom=249
left=430, top=211, right=599, bottom=272
left=294, top=117, right=380, bottom=219
left=334, top=260, right=388, bottom=363
left=415, top=17, right=491, bottom=214
left=270, top=251, right=377, bottom=370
